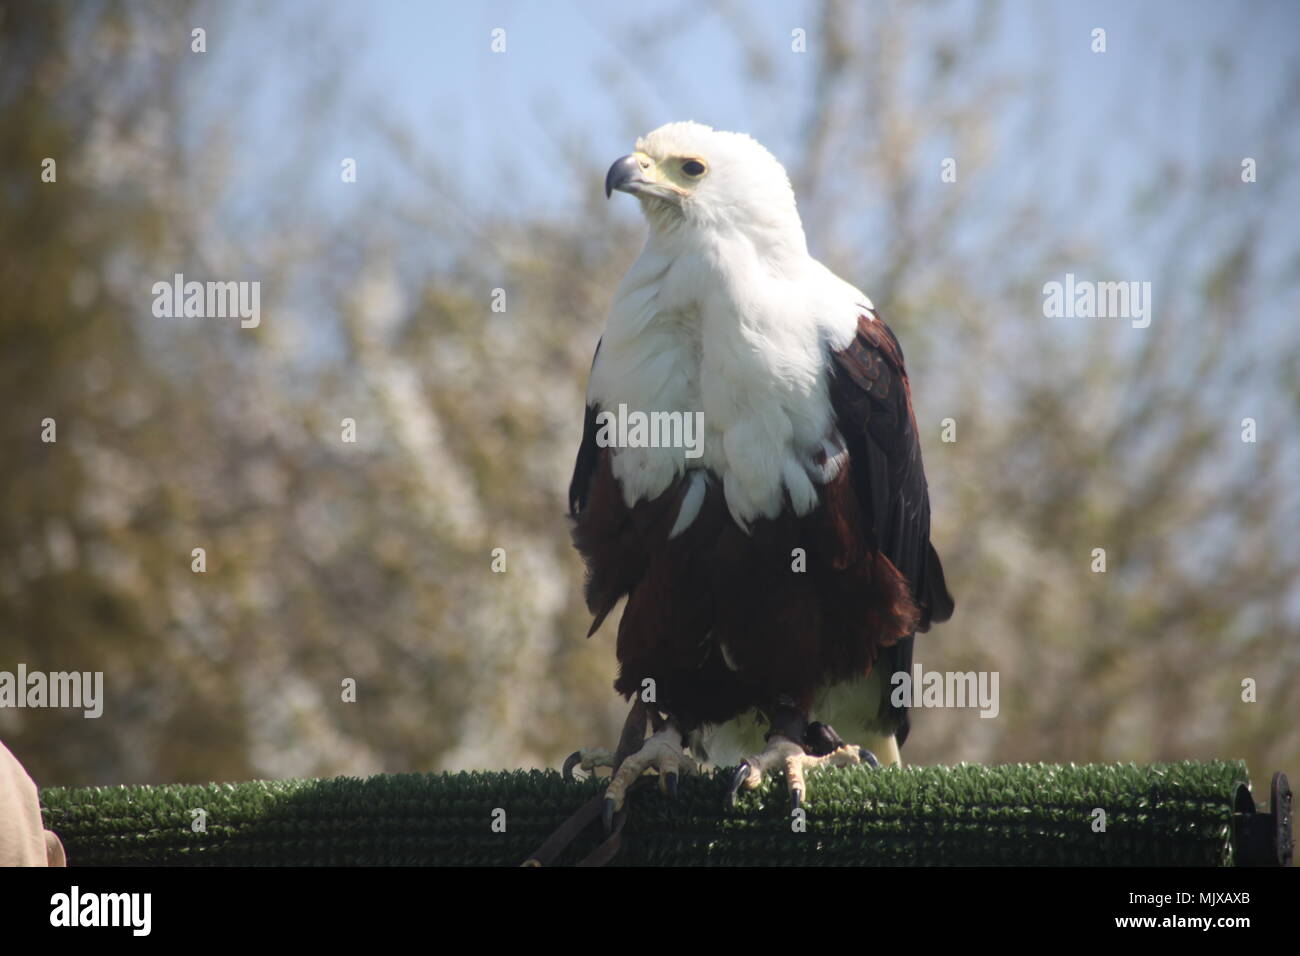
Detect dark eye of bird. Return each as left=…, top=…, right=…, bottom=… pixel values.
left=682, top=160, right=706, bottom=177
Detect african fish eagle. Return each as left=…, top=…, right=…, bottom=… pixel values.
left=567, top=122, right=954, bottom=819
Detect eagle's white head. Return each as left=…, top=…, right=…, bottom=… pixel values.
left=605, top=121, right=808, bottom=259
left=595, top=122, right=871, bottom=528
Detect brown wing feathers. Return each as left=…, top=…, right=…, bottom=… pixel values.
left=831, top=313, right=953, bottom=631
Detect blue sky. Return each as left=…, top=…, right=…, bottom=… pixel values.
left=199, top=0, right=1299, bottom=301
left=250, top=0, right=1297, bottom=197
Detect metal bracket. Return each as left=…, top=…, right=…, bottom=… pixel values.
left=1234, top=771, right=1293, bottom=866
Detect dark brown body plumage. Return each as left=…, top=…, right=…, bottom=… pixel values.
left=570, top=312, right=953, bottom=742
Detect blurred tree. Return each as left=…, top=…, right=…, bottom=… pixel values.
left=1, top=0, right=1295, bottom=792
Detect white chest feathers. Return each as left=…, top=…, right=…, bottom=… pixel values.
left=587, top=244, right=867, bottom=532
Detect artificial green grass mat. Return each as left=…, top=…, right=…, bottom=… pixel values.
left=39, top=760, right=1248, bottom=866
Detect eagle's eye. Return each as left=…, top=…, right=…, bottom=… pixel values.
left=681, top=159, right=707, bottom=177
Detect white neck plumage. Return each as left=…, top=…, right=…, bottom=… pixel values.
left=590, top=214, right=869, bottom=531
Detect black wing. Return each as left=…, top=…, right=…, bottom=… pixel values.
left=568, top=339, right=602, bottom=517
left=829, top=311, right=954, bottom=744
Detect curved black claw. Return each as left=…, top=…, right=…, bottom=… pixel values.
left=790, top=788, right=803, bottom=813
left=727, top=762, right=752, bottom=807
left=562, top=750, right=583, bottom=781
left=858, top=748, right=880, bottom=769
left=602, top=796, right=616, bottom=834
left=663, top=772, right=678, bottom=799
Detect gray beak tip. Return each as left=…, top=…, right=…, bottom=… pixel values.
left=604, top=154, right=642, bottom=200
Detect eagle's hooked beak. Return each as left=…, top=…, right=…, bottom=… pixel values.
left=605, top=152, right=650, bottom=198
left=605, top=151, right=681, bottom=202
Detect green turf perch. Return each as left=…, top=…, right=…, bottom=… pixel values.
left=38, top=760, right=1290, bottom=866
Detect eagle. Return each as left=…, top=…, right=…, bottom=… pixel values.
left=567, top=122, right=953, bottom=821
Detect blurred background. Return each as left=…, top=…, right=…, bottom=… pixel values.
left=2, top=0, right=1297, bottom=790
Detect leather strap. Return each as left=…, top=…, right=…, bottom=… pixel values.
left=520, top=700, right=650, bottom=867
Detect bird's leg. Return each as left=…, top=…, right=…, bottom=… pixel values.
left=727, top=698, right=881, bottom=810
left=601, top=710, right=699, bottom=827
left=563, top=700, right=700, bottom=829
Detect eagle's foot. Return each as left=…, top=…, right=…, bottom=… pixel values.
left=602, top=723, right=698, bottom=829
left=728, top=735, right=879, bottom=811
left=561, top=747, right=616, bottom=781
